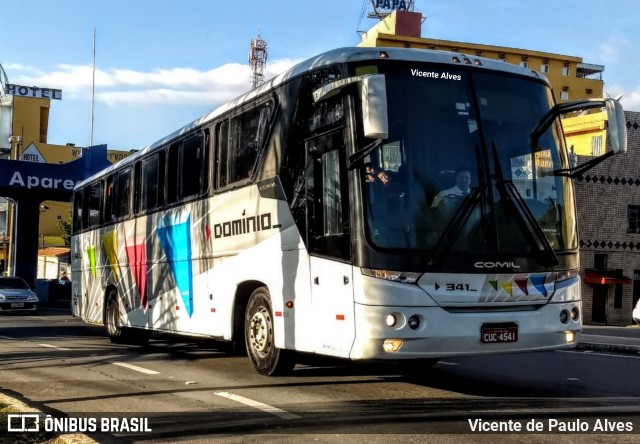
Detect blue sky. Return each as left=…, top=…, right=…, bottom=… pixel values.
left=2, top=0, right=639, bottom=150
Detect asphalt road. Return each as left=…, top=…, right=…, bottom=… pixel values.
left=1, top=308, right=639, bottom=443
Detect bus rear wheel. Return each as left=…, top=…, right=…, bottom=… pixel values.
left=245, top=287, right=295, bottom=376
left=105, top=290, right=148, bottom=346
left=105, top=290, right=124, bottom=343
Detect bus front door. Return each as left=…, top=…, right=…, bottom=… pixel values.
left=306, top=130, right=356, bottom=358
left=309, top=257, right=355, bottom=358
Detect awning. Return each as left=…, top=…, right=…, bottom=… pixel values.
left=584, top=269, right=632, bottom=285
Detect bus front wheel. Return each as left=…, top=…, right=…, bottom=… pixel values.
left=245, top=287, right=295, bottom=376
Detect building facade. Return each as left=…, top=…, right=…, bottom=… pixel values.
left=575, top=111, right=640, bottom=325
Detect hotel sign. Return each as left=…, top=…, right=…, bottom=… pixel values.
left=4, top=83, right=62, bottom=100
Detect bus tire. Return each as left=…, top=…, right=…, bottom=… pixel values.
left=105, top=290, right=149, bottom=346
left=105, top=290, right=124, bottom=344
left=245, top=287, right=295, bottom=376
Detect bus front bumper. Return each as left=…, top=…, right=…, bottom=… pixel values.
left=349, top=300, right=582, bottom=360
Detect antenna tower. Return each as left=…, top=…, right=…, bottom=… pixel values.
left=249, top=32, right=268, bottom=89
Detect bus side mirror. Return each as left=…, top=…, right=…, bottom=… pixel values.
left=606, top=98, right=627, bottom=154
left=532, top=97, right=627, bottom=155
left=313, top=74, right=389, bottom=140
left=551, top=97, right=628, bottom=178
left=359, top=74, right=389, bottom=140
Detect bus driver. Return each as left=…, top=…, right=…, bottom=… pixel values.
left=431, top=168, right=471, bottom=208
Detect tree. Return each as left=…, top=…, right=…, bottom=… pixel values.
left=57, top=210, right=72, bottom=246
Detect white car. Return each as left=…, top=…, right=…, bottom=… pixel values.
left=633, top=299, right=640, bottom=324
left=0, top=277, right=39, bottom=314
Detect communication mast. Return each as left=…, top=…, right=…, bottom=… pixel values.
left=249, top=32, right=268, bottom=89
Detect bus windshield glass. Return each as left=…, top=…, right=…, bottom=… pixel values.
left=362, top=63, right=576, bottom=254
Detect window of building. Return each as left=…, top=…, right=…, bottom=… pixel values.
left=519, top=61, right=528, bottom=69
left=591, top=135, right=603, bottom=156
left=560, top=91, right=569, bottom=100
left=614, top=269, right=623, bottom=309
left=594, top=253, right=608, bottom=270
left=628, top=205, right=640, bottom=234
left=541, top=64, right=550, bottom=73
left=562, top=66, right=570, bottom=76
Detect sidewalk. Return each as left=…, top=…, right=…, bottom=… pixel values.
left=578, top=325, right=640, bottom=354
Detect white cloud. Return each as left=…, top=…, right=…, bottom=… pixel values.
left=605, top=84, right=640, bottom=113
left=598, top=35, right=632, bottom=64
left=11, top=58, right=300, bottom=105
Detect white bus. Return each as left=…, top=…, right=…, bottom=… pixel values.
left=71, top=47, right=627, bottom=375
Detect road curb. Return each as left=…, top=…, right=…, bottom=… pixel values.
left=576, top=342, right=640, bottom=355
left=0, top=391, right=97, bottom=444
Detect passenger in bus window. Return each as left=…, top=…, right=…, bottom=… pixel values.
left=59, top=271, right=70, bottom=284
left=377, top=170, right=391, bottom=185
left=364, top=163, right=377, bottom=183
left=431, top=168, right=471, bottom=208
left=374, top=170, right=405, bottom=212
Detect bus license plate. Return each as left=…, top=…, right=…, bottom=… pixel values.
left=11, top=303, right=25, bottom=308
left=481, top=324, right=518, bottom=343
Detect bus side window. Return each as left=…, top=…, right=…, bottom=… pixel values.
left=166, top=142, right=180, bottom=205
left=104, top=175, right=115, bottom=223
left=88, top=182, right=102, bottom=227
left=73, top=190, right=83, bottom=233
left=218, top=121, right=230, bottom=188
left=218, top=100, right=273, bottom=189
left=181, top=133, right=206, bottom=200
left=136, top=153, right=164, bottom=213
left=116, top=168, right=132, bottom=218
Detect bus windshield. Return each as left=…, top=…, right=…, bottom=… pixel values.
left=362, top=63, right=576, bottom=255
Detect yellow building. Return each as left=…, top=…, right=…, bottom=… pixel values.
left=358, top=11, right=604, bottom=102
left=562, top=113, right=608, bottom=157
left=358, top=10, right=607, bottom=156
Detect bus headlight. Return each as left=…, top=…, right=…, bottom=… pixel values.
left=362, top=268, right=422, bottom=284
left=559, top=310, right=569, bottom=324
left=386, top=314, right=397, bottom=327
left=571, top=307, right=580, bottom=321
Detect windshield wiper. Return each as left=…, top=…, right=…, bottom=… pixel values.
left=428, top=185, right=484, bottom=267
left=491, top=143, right=559, bottom=267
